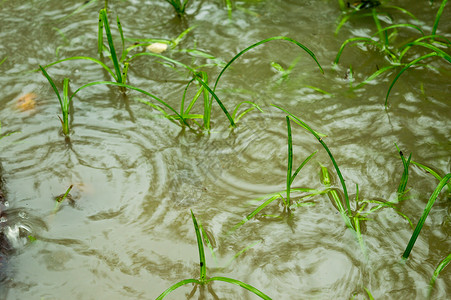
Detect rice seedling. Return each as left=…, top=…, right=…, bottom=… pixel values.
left=402, top=173, right=451, bottom=259
left=164, top=0, right=190, bottom=16
left=53, top=185, right=73, bottom=213
left=39, top=66, right=71, bottom=136
left=229, top=116, right=328, bottom=233
left=156, top=210, right=271, bottom=300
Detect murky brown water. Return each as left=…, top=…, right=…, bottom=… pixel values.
left=0, top=0, right=450, bottom=299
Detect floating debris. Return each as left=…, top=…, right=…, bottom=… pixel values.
left=146, top=43, right=168, bottom=54
left=16, top=92, right=37, bottom=111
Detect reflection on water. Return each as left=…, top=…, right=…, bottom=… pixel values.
left=0, top=0, right=450, bottom=299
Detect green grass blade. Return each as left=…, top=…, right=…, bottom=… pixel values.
left=286, top=116, right=293, bottom=207
left=39, top=65, right=63, bottom=110
left=271, top=105, right=326, bottom=137
left=195, top=74, right=236, bottom=128
left=353, top=65, right=398, bottom=90
left=155, top=278, right=201, bottom=300
left=98, top=11, right=104, bottom=55
left=430, top=253, right=451, bottom=288
left=180, top=77, right=195, bottom=116
left=62, top=78, right=70, bottom=135
left=69, top=81, right=188, bottom=126
left=0, top=56, right=6, bottom=67
left=395, top=143, right=411, bottom=199
left=229, top=195, right=280, bottom=233
left=411, top=160, right=451, bottom=193
left=190, top=210, right=206, bottom=282
left=334, top=37, right=382, bottom=64
left=364, top=287, right=375, bottom=300
left=372, top=8, right=388, bottom=46
left=100, top=9, right=123, bottom=83
left=206, top=277, right=272, bottom=300
left=399, top=41, right=451, bottom=62
left=232, top=101, right=264, bottom=123
left=172, top=25, right=196, bottom=48
left=384, top=5, right=418, bottom=20
left=117, top=15, right=126, bottom=62
left=402, top=173, right=451, bottom=259
left=198, top=222, right=217, bottom=265
left=372, top=23, right=425, bottom=38
left=39, top=56, right=117, bottom=81
left=213, top=36, right=324, bottom=93
left=291, top=151, right=317, bottom=185
left=201, top=72, right=211, bottom=130
left=432, top=0, right=448, bottom=36
left=272, top=105, right=351, bottom=218
left=385, top=52, right=438, bottom=106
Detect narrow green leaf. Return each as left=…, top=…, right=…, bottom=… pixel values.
left=334, top=37, right=382, bottom=65
left=213, top=36, right=324, bottom=94
left=100, top=9, right=123, bottom=83
left=286, top=116, right=293, bottom=207
left=69, top=81, right=188, bottom=126
left=402, top=174, right=451, bottom=259
left=39, top=65, right=63, bottom=109
left=39, top=56, right=117, bottom=81
left=291, top=151, right=317, bottom=185
left=385, top=52, right=438, bottom=106
left=432, top=0, right=448, bottom=36
left=155, top=278, right=201, bottom=300
left=206, top=277, right=272, bottom=300
left=190, top=210, right=206, bottom=282
left=430, top=253, right=451, bottom=288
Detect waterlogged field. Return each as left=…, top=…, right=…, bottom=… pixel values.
left=0, top=0, right=450, bottom=299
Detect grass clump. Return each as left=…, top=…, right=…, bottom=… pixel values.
left=165, top=0, right=190, bottom=16
left=156, top=210, right=271, bottom=300
left=40, top=66, right=72, bottom=136
left=334, top=0, right=451, bottom=106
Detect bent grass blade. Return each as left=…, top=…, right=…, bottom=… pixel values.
left=385, top=52, right=439, bottom=107
left=213, top=36, right=324, bottom=93
left=39, top=56, right=117, bottom=82
left=429, top=253, right=451, bottom=289
left=205, top=277, right=272, bottom=300
left=402, top=173, right=451, bottom=259
left=69, top=81, right=189, bottom=126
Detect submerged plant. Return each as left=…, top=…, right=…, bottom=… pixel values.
left=53, top=184, right=74, bottom=213
left=165, top=0, right=190, bottom=16
left=156, top=210, right=271, bottom=300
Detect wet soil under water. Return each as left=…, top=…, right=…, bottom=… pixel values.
left=0, top=0, right=450, bottom=299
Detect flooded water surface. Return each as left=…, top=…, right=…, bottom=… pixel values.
left=0, top=0, right=450, bottom=299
